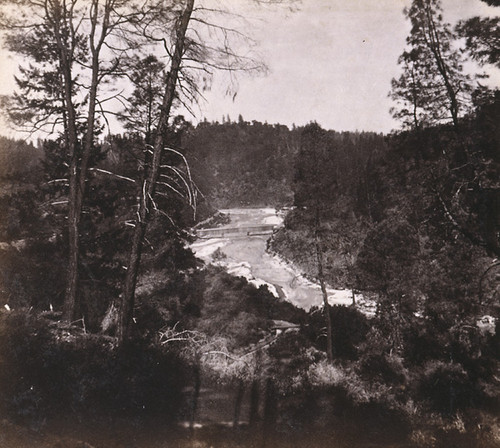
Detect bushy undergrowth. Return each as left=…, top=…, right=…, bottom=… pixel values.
left=305, top=305, right=370, bottom=360
left=0, top=310, right=187, bottom=428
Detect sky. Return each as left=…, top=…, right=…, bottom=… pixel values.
left=196, top=0, right=499, bottom=132
left=0, top=0, right=498, bottom=138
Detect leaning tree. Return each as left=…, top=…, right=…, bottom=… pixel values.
left=390, top=0, right=474, bottom=134
left=115, top=0, right=278, bottom=341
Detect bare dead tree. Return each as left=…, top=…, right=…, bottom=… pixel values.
left=117, top=0, right=273, bottom=342
left=117, top=0, right=195, bottom=343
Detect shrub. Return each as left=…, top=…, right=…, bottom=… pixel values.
left=0, top=242, right=66, bottom=311
left=305, top=305, right=370, bottom=360
left=0, top=310, right=187, bottom=427
left=358, top=352, right=408, bottom=386
left=416, top=361, right=477, bottom=414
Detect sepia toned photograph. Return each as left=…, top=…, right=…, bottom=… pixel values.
left=0, top=0, right=499, bottom=446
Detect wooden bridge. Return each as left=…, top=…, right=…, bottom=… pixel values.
left=195, top=224, right=276, bottom=239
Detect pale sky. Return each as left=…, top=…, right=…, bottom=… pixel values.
left=0, top=0, right=498, bottom=138
left=197, top=0, right=499, bottom=132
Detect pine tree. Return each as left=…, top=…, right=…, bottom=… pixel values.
left=390, top=0, right=473, bottom=130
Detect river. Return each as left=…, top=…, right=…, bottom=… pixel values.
left=191, top=208, right=375, bottom=314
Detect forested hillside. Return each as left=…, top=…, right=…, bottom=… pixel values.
left=0, top=137, right=43, bottom=191
left=183, top=118, right=386, bottom=209
left=184, top=118, right=298, bottom=207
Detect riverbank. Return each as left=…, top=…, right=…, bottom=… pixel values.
left=190, top=208, right=375, bottom=314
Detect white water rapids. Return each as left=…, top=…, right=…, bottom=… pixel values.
left=191, top=208, right=376, bottom=314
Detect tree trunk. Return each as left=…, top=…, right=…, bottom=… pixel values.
left=120, top=216, right=148, bottom=338
left=118, top=0, right=195, bottom=343
left=423, top=3, right=467, bottom=164
left=189, top=364, right=201, bottom=433
left=64, top=26, right=102, bottom=323
left=60, top=0, right=109, bottom=322
left=64, top=199, right=79, bottom=321
left=51, top=7, right=81, bottom=322
left=233, top=379, right=245, bottom=428
left=249, top=379, right=260, bottom=427
left=261, top=378, right=278, bottom=448
left=315, top=207, right=334, bottom=362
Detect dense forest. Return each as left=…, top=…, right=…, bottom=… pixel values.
left=0, top=0, right=499, bottom=447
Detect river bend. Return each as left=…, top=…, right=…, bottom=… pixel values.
left=191, top=208, right=375, bottom=314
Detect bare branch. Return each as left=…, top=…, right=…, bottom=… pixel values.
left=89, top=167, right=136, bottom=183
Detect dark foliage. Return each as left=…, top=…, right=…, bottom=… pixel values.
left=183, top=119, right=300, bottom=208
left=0, top=311, right=187, bottom=427
left=304, top=305, right=370, bottom=360
left=416, top=361, right=477, bottom=414
left=0, top=137, right=43, bottom=186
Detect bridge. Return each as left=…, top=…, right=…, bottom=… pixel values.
left=195, top=224, right=276, bottom=239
